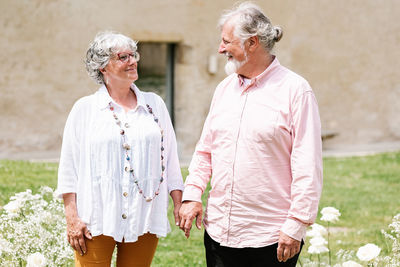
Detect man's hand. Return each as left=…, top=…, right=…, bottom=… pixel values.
left=178, top=201, right=203, bottom=238
left=277, top=231, right=301, bottom=262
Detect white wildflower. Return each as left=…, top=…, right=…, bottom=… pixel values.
left=342, top=260, right=363, bottom=267
left=13, top=189, right=33, bottom=201
left=320, top=207, right=341, bottom=223
left=40, top=186, right=53, bottom=195
left=0, top=186, right=73, bottom=266
left=26, top=252, right=47, bottom=267
left=306, top=223, right=328, bottom=238
left=3, top=199, right=22, bottom=216
left=308, top=244, right=329, bottom=254
left=310, top=236, right=328, bottom=246
left=0, top=238, right=12, bottom=256
left=336, top=248, right=356, bottom=262
left=308, top=236, right=329, bottom=254
left=40, top=210, right=54, bottom=223
left=356, top=243, right=381, bottom=262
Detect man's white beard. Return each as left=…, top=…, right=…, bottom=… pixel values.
left=224, top=57, right=246, bottom=75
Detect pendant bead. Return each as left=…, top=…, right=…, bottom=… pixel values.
left=146, top=197, right=152, bottom=202
left=123, top=143, right=130, bottom=150
left=120, top=129, right=125, bottom=135
left=146, top=105, right=153, bottom=114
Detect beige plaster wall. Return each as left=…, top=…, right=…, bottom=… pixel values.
left=0, top=0, right=399, bottom=161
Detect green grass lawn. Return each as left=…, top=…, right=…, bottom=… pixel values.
left=0, top=151, right=399, bottom=266
left=0, top=160, right=58, bottom=206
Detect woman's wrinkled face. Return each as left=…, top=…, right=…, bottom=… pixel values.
left=102, top=47, right=139, bottom=85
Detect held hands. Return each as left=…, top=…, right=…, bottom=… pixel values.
left=178, top=201, right=203, bottom=238
left=66, top=215, right=92, bottom=256
left=277, top=231, right=301, bottom=262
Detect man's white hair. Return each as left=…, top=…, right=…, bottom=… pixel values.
left=218, top=2, right=283, bottom=52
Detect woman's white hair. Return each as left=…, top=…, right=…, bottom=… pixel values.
left=85, top=31, right=137, bottom=84
left=218, top=2, right=283, bottom=52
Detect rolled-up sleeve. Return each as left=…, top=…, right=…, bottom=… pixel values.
left=282, top=88, right=323, bottom=241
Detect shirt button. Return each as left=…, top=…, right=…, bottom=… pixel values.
left=122, top=214, right=127, bottom=219
left=123, top=192, right=128, bottom=197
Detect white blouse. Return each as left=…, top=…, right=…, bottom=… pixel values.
left=56, top=84, right=184, bottom=242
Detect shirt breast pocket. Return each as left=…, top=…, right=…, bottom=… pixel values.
left=241, top=103, right=278, bottom=144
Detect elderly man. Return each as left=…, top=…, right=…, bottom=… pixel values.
left=179, top=2, right=323, bottom=267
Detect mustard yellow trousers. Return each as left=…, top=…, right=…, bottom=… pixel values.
left=75, top=233, right=158, bottom=267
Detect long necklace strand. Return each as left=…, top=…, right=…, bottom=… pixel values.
left=109, top=102, right=164, bottom=202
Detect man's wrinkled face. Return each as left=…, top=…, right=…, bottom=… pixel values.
left=218, top=23, right=248, bottom=75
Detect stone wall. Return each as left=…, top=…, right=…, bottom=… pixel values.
left=0, top=0, right=399, bottom=161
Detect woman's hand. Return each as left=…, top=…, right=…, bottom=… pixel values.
left=66, top=214, right=92, bottom=255
left=63, top=193, right=92, bottom=255
left=170, top=190, right=183, bottom=226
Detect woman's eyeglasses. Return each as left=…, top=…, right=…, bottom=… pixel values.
left=116, top=52, right=140, bottom=63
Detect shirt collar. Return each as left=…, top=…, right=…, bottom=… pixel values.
left=96, top=83, right=149, bottom=113
left=237, top=56, right=280, bottom=88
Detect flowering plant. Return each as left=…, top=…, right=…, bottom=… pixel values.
left=380, top=213, right=400, bottom=266
left=341, top=260, right=363, bottom=267
left=308, top=236, right=329, bottom=254
left=356, top=243, right=381, bottom=262
left=320, top=207, right=341, bottom=223
left=300, top=207, right=400, bottom=267
left=0, top=187, right=73, bottom=266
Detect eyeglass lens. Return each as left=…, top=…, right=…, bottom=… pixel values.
left=118, top=52, right=140, bottom=62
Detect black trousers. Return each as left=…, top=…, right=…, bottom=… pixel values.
left=204, top=231, right=303, bottom=267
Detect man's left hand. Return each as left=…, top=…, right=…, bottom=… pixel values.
left=277, top=231, right=301, bottom=262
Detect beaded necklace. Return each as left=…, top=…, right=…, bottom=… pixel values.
left=108, top=102, right=165, bottom=202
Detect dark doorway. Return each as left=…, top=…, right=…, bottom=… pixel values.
left=136, top=42, right=176, bottom=124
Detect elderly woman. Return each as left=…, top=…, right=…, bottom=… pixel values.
left=56, top=31, right=183, bottom=266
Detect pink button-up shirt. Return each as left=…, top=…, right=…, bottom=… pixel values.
left=182, top=58, right=323, bottom=248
